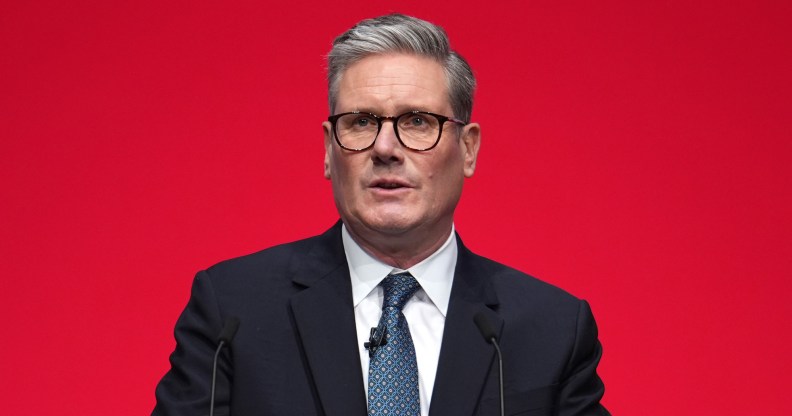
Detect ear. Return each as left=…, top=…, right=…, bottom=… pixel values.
left=459, top=123, right=481, bottom=178
left=322, top=121, right=333, bottom=179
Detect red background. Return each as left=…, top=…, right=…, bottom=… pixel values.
left=2, top=1, right=790, bottom=414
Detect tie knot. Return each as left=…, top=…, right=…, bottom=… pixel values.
left=381, top=272, right=420, bottom=311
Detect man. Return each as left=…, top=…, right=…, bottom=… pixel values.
left=153, top=14, right=609, bottom=416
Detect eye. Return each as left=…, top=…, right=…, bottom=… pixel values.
left=355, top=117, right=373, bottom=127
left=342, top=114, right=377, bottom=130
left=408, top=115, right=426, bottom=126
left=401, top=114, right=430, bottom=129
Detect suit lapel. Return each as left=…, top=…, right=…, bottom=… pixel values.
left=289, top=224, right=368, bottom=416
left=429, top=237, right=502, bottom=416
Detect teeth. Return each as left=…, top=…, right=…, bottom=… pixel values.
left=379, top=183, right=400, bottom=189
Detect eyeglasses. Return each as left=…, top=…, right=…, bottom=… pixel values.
left=327, top=110, right=466, bottom=152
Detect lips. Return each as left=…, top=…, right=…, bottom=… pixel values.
left=369, top=178, right=412, bottom=190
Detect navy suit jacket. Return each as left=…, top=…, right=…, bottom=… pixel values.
left=153, top=223, right=609, bottom=415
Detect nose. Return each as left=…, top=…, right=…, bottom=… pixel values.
left=370, top=119, right=404, bottom=164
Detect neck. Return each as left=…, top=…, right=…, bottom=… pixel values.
left=345, top=221, right=453, bottom=269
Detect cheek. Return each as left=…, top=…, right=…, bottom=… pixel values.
left=427, top=153, right=465, bottom=201
left=331, top=154, right=364, bottom=191
left=330, top=152, right=349, bottom=177
left=426, top=148, right=463, bottom=182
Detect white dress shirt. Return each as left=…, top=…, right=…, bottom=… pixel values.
left=342, top=224, right=458, bottom=416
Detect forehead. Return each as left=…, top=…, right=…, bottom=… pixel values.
left=335, top=53, right=450, bottom=114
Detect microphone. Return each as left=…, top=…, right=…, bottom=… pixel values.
left=217, top=317, right=240, bottom=344
left=210, top=317, right=240, bottom=416
left=363, top=325, right=388, bottom=357
left=474, top=312, right=504, bottom=416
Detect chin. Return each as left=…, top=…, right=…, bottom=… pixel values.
left=359, top=213, right=420, bottom=236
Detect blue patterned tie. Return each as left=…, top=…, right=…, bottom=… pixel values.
left=367, top=272, right=421, bottom=416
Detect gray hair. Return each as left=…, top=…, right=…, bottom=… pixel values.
left=327, top=14, right=476, bottom=123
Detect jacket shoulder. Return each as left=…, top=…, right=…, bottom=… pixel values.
left=204, top=234, right=316, bottom=276
left=460, top=246, right=584, bottom=313
left=196, top=223, right=345, bottom=296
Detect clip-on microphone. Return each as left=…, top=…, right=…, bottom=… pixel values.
left=363, top=325, right=388, bottom=357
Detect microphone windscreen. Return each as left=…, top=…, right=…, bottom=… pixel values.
left=473, top=312, right=497, bottom=343
left=217, top=317, right=241, bottom=344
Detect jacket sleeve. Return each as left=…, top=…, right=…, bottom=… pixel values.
left=152, top=270, right=232, bottom=416
left=557, top=300, right=611, bottom=416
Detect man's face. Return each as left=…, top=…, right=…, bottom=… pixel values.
left=323, top=53, right=480, bottom=245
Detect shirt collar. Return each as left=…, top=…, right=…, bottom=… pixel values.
left=343, top=223, right=457, bottom=316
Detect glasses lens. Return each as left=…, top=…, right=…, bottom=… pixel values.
left=336, top=113, right=379, bottom=150
left=397, top=113, right=441, bottom=150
